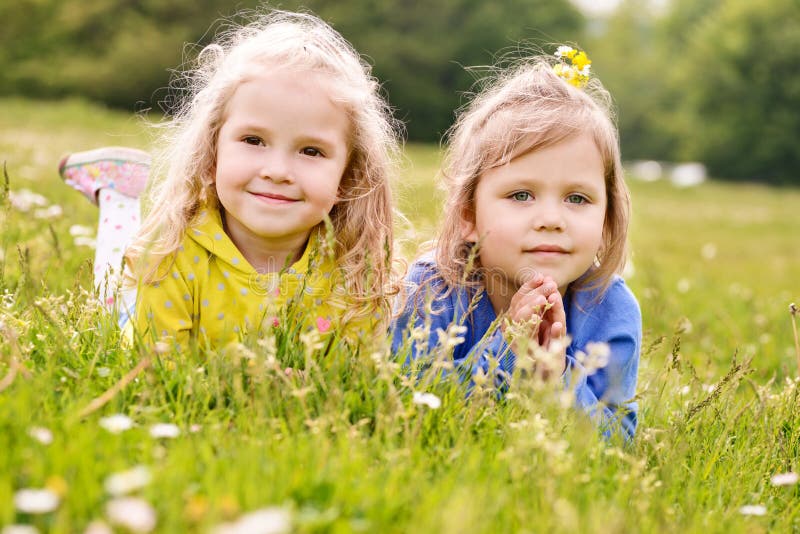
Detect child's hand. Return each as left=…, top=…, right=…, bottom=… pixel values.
left=505, top=272, right=567, bottom=377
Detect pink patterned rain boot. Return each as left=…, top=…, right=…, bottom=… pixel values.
left=58, top=146, right=151, bottom=205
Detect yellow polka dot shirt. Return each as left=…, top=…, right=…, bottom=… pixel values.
left=130, top=207, right=377, bottom=348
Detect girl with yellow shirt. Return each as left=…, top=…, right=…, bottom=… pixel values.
left=59, top=10, right=401, bottom=348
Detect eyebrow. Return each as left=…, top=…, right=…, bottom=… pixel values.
left=496, top=173, right=604, bottom=190
left=229, top=122, right=343, bottom=149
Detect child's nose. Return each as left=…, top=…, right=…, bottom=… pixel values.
left=259, top=150, right=293, bottom=183
left=533, top=200, right=565, bottom=230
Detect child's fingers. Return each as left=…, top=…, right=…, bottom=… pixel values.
left=510, top=294, right=549, bottom=322
left=509, top=271, right=544, bottom=310
left=537, top=321, right=565, bottom=362
left=539, top=278, right=558, bottom=296
left=545, top=291, right=566, bottom=323
left=550, top=321, right=564, bottom=339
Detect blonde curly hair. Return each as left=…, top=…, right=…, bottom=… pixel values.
left=126, top=9, right=402, bottom=322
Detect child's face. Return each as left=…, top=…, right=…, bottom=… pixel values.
left=464, top=133, right=607, bottom=304
left=214, top=71, right=349, bottom=266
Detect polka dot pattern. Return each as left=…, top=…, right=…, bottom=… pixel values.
left=132, top=206, right=373, bottom=347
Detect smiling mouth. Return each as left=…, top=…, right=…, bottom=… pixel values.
left=250, top=192, right=298, bottom=204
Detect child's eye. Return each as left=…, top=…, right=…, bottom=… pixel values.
left=242, top=136, right=264, bottom=146
left=301, top=147, right=323, bottom=157
left=511, top=191, right=532, bottom=202
left=566, top=193, right=588, bottom=204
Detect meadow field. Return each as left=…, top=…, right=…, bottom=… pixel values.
left=0, top=97, right=799, bottom=533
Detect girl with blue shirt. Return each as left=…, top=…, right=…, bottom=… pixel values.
left=392, top=49, right=641, bottom=439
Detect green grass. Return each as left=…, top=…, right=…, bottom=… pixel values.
left=1, top=97, right=800, bottom=533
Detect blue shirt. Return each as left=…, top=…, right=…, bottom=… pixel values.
left=391, top=258, right=641, bottom=439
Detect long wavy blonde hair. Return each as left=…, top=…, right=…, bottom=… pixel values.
left=126, top=10, right=402, bottom=321
left=435, top=56, right=630, bottom=296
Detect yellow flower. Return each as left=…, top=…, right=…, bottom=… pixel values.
left=572, top=51, right=591, bottom=70
left=46, top=475, right=69, bottom=497
left=553, top=46, right=592, bottom=88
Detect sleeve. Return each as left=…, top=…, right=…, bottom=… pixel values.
left=568, top=280, right=641, bottom=441
left=390, top=262, right=456, bottom=362
left=131, top=259, right=194, bottom=348
left=390, top=261, right=515, bottom=386
left=469, top=328, right=516, bottom=389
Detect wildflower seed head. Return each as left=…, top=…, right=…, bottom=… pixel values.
left=738, top=504, right=766, bottom=516
left=412, top=391, right=442, bottom=410
left=770, top=472, right=799, bottom=486
left=104, top=465, right=152, bottom=496
left=99, top=414, right=135, bottom=434
left=13, top=488, right=60, bottom=514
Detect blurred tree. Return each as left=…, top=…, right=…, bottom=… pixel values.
left=586, top=0, right=676, bottom=161
left=290, top=0, right=585, bottom=140
left=0, top=0, right=583, bottom=140
left=673, top=0, right=800, bottom=184
left=0, top=0, right=233, bottom=108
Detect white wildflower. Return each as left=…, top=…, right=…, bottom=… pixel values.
left=679, top=385, right=691, bottom=395
left=701, top=243, right=717, bottom=260
left=13, top=488, right=60, bottom=514
left=213, top=506, right=292, bottom=534
left=555, top=45, right=574, bottom=58
left=27, top=427, right=53, bottom=445
left=149, top=423, right=180, bottom=439
left=770, top=472, right=799, bottom=486
left=106, top=497, right=157, bottom=533
left=83, top=520, right=113, bottom=534
left=677, top=278, right=691, bottom=293
left=2, top=525, right=40, bottom=534
left=9, top=189, right=48, bottom=212
left=73, top=236, right=97, bottom=249
left=99, top=414, right=134, bottom=434
left=738, top=504, right=766, bottom=516
left=34, top=205, right=63, bottom=220
left=412, top=392, right=442, bottom=410
left=701, top=383, right=715, bottom=394
left=69, top=225, right=94, bottom=237
left=104, top=466, right=152, bottom=496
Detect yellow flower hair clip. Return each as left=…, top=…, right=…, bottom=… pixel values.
left=553, top=46, right=592, bottom=88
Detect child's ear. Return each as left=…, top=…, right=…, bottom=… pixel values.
left=460, top=209, right=478, bottom=242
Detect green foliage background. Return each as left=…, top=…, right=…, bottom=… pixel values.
left=2, top=0, right=799, bottom=183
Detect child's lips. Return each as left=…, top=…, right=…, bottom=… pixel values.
left=527, top=244, right=569, bottom=254
left=250, top=191, right=298, bottom=204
